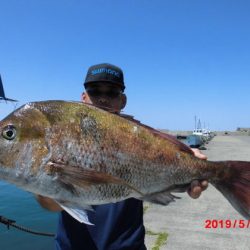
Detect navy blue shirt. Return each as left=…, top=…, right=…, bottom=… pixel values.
left=55, top=198, right=146, bottom=250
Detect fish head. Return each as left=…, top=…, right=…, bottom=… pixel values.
left=0, top=103, right=51, bottom=180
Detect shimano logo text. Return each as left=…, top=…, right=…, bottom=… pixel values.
left=91, top=68, right=120, bottom=78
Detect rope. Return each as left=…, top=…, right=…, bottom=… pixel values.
left=0, top=215, right=55, bottom=237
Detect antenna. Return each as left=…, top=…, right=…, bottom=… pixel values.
left=194, top=115, right=197, bottom=130
left=0, top=74, right=18, bottom=102
left=0, top=74, right=6, bottom=99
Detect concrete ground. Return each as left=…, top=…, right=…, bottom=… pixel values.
left=144, top=135, right=250, bottom=250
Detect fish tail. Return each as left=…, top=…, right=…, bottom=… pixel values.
left=212, top=161, right=250, bottom=219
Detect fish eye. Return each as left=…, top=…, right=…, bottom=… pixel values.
left=2, top=125, right=17, bottom=140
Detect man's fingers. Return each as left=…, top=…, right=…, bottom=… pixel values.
left=190, top=180, right=200, bottom=189
left=201, top=180, right=209, bottom=191
left=188, top=180, right=209, bottom=199
left=188, top=186, right=201, bottom=199
left=188, top=180, right=202, bottom=199
left=191, top=148, right=208, bottom=160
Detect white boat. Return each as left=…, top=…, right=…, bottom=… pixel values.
left=191, top=117, right=213, bottom=145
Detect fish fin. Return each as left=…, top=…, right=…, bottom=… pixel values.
left=212, top=161, right=250, bottom=219
left=143, top=191, right=181, bottom=205
left=120, top=114, right=194, bottom=155
left=48, top=162, right=124, bottom=186
left=47, top=162, right=143, bottom=195
left=56, top=200, right=94, bottom=212
left=56, top=201, right=94, bottom=225
left=143, top=182, right=202, bottom=205
left=149, top=131, right=194, bottom=155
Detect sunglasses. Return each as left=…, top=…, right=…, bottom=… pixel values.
left=87, top=89, right=122, bottom=98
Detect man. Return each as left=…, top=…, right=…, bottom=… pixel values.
left=37, top=63, right=208, bottom=250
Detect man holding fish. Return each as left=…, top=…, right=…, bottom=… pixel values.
left=37, top=63, right=208, bottom=250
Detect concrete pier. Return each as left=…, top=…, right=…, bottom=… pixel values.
left=144, top=135, right=250, bottom=250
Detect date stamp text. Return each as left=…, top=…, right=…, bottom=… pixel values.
left=204, top=219, right=250, bottom=229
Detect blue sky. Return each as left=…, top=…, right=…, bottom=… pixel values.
left=0, top=1, right=249, bottom=131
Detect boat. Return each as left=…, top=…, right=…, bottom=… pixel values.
left=187, top=134, right=204, bottom=148
left=187, top=117, right=214, bottom=148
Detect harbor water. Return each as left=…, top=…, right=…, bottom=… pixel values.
left=0, top=181, right=57, bottom=250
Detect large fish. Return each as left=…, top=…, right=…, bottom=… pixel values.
left=0, top=100, right=250, bottom=224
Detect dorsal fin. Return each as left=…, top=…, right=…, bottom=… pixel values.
left=119, top=114, right=194, bottom=155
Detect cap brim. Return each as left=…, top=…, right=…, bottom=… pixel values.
left=84, top=80, right=125, bottom=90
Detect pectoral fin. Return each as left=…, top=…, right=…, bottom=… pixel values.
left=46, top=161, right=143, bottom=195
left=47, top=162, right=124, bottom=186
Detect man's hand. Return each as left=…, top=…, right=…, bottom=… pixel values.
left=188, top=148, right=208, bottom=199
left=191, top=148, right=207, bottom=160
